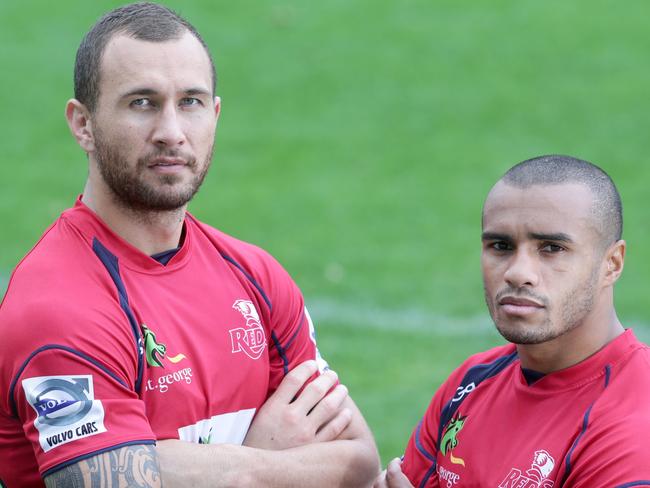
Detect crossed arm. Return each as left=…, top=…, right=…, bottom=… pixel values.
left=44, top=361, right=379, bottom=487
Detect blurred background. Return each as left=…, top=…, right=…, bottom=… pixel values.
left=1, top=0, right=649, bottom=463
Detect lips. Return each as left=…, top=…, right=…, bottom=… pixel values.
left=148, top=156, right=187, bottom=167
left=498, top=295, right=544, bottom=316
left=499, top=296, right=543, bottom=307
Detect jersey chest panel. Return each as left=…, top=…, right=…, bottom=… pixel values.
left=121, top=251, right=270, bottom=443
left=434, top=370, right=599, bottom=487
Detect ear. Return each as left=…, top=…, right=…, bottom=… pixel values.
left=602, top=239, right=625, bottom=287
left=213, top=96, right=221, bottom=121
left=65, top=99, right=95, bottom=153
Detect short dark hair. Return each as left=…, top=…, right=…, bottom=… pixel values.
left=499, top=154, right=623, bottom=246
left=74, top=2, right=216, bottom=112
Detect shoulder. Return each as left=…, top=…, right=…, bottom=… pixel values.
left=448, top=342, right=518, bottom=385
left=0, top=219, right=138, bottom=406
left=567, top=386, right=650, bottom=482
left=188, top=215, right=296, bottom=298
left=189, top=215, right=283, bottom=272
left=421, top=342, right=517, bottom=420
left=570, top=339, right=650, bottom=470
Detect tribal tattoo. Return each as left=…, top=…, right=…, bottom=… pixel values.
left=44, top=444, right=162, bottom=488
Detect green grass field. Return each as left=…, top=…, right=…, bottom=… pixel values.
left=2, top=0, right=649, bottom=463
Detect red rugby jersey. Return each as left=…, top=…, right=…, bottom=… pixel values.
left=0, top=199, right=328, bottom=487
left=402, top=329, right=650, bottom=487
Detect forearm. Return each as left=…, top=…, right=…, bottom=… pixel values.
left=44, top=444, right=162, bottom=487
left=157, top=437, right=379, bottom=488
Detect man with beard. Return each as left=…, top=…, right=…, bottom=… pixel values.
left=374, top=155, right=650, bottom=487
left=0, top=3, right=378, bottom=487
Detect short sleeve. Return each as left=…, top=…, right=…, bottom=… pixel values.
left=11, top=346, right=155, bottom=477
left=261, top=255, right=330, bottom=393
left=402, top=394, right=442, bottom=488
left=561, top=413, right=650, bottom=487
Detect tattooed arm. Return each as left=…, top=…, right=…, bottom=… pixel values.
left=43, top=444, right=162, bottom=488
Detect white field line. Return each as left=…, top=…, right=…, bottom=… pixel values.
left=1, top=272, right=647, bottom=344
left=307, top=297, right=499, bottom=337
left=306, top=297, right=650, bottom=344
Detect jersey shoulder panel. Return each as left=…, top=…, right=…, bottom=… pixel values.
left=561, top=337, right=650, bottom=485
left=402, top=343, right=518, bottom=486
left=0, top=214, right=140, bottom=414
left=189, top=217, right=288, bottom=287
left=188, top=216, right=303, bottom=319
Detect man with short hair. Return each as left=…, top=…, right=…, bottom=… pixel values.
left=0, top=3, right=378, bottom=487
left=375, top=155, right=650, bottom=487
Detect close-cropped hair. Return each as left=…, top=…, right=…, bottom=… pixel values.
left=500, top=154, right=623, bottom=246
left=74, top=2, right=217, bottom=112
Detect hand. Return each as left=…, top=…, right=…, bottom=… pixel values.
left=243, top=360, right=352, bottom=450
left=374, top=458, right=414, bottom=488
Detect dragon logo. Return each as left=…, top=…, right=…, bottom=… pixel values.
left=141, top=324, right=186, bottom=367
left=440, top=413, right=466, bottom=466
left=229, top=299, right=267, bottom=360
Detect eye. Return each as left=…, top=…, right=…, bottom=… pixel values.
left=180, top=97, right=202, bottom=107
left=540, top=243, right=565, bottom=253
left=130, top=98, right=153, bottom=108
left=489, top=241, right=512, bottom=252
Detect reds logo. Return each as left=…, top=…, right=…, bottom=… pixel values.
left=498, top=450, right=555, bottom=488
left=229, top=300, right=267, bottom=360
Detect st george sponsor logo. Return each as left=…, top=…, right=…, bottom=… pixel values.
left=498, top=450, right=556, bottom=488
left=229, top=299, right=267, bottom=360
left=441, top=413, right=467, bottom=467
left=145, top=367, right=193, bottom=393
left=437, top=465, right=461, bottom=488
left=140, top=323, right=187, bottom=368
left=436, top=412, right=467, bottom=486
left=22, top=375, right=106, bottom=452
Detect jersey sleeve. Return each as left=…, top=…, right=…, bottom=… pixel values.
left=400, top=349, right=504, bottom=488
left=1, top=296, right=155, bottom=478
left=402, top=389, right=445, bottom=488
left=230, top=241, right=330, bottom=394
left=562, top=404, right=650, bottom=486
left=259, top=252, right=330, bottom=394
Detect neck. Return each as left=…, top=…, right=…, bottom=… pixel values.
left=516, top=302, right=624, bottom=374
left=82, top=179, right=186, bottom=256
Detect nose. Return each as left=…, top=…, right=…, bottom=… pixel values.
left=152, top=103, right=186, bottom=148
left=503, top=249, right=539, bottom=288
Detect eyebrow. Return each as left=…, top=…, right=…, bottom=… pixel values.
left=481, top=231, right=574, bottom=243
left=529, top=232, right=574, bottom=243
left=481, top=232, right=511, bottom=242
left=120, top=87, right=212, bottom=98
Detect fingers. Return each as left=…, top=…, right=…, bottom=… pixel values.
left=310, top=383, right=349, bottom=434
left=373, top=470, right=389, bottom=488
left=385, top=458, right=413, bottom=488
left=271, top=360, right=318, bottom=404
left=315, top=408, right=352, bottom=442
left=292, top=368, right=339, bottom=413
